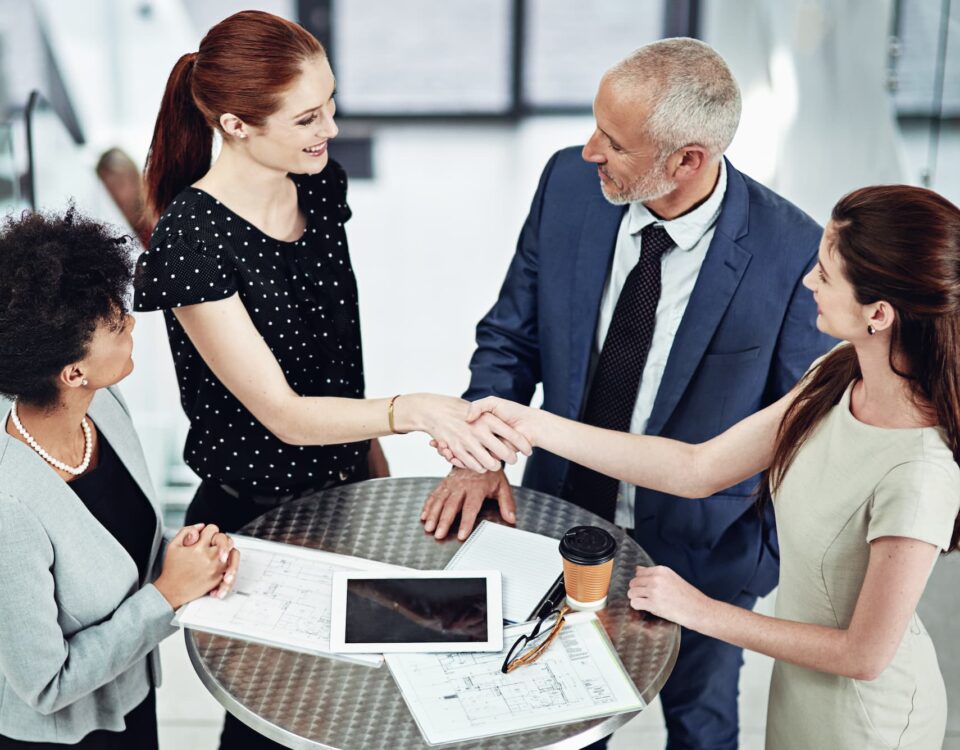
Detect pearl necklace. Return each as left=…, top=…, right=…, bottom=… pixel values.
left=10, top=400, right=92, bottom=476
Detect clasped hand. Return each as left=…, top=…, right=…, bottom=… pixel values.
left=430, top=397, right=536, bottom=471
left=414, top=394, right=533, bottom=473
left=426, top=400, right=714, bottom=628
left=421, top=397, right=538, bottom=541
left=154, top=523, right=241, bottom=610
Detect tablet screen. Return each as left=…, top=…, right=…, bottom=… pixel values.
left=344, top=576, right=489, bottom=644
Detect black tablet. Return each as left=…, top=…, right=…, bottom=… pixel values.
left=330, top=570, right=503, bottom=653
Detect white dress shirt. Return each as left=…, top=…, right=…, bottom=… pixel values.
left=593, top=160, right=728, bottom=527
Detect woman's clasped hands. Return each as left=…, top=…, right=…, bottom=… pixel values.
left=153, top=523, right=241, bottom=610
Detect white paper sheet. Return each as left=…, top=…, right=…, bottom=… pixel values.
left=386, top=612, right=644, bottom=745
left=174, top=536, right=405, bottom=667
left=445, top=521, right=563, bottom=623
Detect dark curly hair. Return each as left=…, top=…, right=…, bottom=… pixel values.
left=0, top=207, right=134, bottom=407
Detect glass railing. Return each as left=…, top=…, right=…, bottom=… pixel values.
left=889, top=0, right=958, bottom=196
left=19, top=90, right=193, bottom=520
left=26, top=91, right=122, bottom=225
left=0, top=114, right=30, bottom=217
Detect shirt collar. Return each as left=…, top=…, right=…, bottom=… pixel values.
left=626, top=158, right=728, bottom=252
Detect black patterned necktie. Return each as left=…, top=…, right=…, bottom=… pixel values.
left=565, top=223, right=675, bottom=520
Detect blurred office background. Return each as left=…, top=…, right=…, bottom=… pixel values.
left=0, top=0, right=957, bottom=747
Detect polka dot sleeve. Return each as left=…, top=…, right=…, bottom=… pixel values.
left=131, top=162, right=368, bottom=494
left=134, top=218, right=239, bottom=312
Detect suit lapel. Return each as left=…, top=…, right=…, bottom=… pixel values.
left=568, top=199, right=626, bottom=418
left=0, top=393, right=156, bottom=582
left=646, top=160, right=752, bottom=436
left=646, top=237, right=751, bottom=435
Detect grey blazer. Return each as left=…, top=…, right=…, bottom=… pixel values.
left=0, top=387, right=175, bottom=743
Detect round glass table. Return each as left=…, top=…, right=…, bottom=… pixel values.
left=185, top=477, right=679, bottom=749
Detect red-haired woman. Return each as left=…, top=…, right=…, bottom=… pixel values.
left=135, top=13, right=525, bottom=526
left=444, top=186, right=960, bottom=748
left=134, top=12, right=526, bottom=747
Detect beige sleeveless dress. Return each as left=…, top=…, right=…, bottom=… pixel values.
left=767, top=382, right=960, bottom=749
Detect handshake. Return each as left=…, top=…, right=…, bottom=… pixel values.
left=398, top=394, right=535, bottom=470
left=404, top=395, right=541, bottom=543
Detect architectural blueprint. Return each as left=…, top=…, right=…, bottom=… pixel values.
left=386, top=612, right=644, bottom=745
left=174, top=536, right=404, bottom=666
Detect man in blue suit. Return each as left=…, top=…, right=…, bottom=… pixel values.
left=422, top=38, right=832, bottom=749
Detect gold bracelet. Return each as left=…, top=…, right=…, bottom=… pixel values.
left=387, top=394, right=405, bottom=434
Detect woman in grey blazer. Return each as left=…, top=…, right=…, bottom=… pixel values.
left=0, top=209, right=239, bottom=748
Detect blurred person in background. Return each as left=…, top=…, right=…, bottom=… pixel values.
left=96, top=147, right=155, bottom=247
left=0, top=208, right=238, bottom=749
left=455, top=184, right=960, bottom=750
left=423, top=38, right=833, bottom=749
left=134, top=11, right=527, bottom=748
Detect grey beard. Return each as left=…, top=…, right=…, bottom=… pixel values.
left=600, top=174, right=677, bottom=206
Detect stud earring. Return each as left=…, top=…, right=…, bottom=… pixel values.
left=81, top=379, right=89, bottom=386
left=238, top=133, right=247, bottom=140
left=867, top=325, right=876, bottom=335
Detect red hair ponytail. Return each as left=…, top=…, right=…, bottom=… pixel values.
left=144, top=11, right=325, bottom=217
left=144, top=52, right=211, bottom=218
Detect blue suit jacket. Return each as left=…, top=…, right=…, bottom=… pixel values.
left=465, top=147, right=834, bottom=601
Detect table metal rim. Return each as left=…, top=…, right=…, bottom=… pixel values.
left=185, top=477, right=680, bottom=748
left=185, top=629, right=335, bottom=750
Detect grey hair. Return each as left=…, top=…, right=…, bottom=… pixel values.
left=606, top=37, right=741, bottom=159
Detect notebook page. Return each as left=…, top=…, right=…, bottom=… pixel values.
left=446, top=521, right=563, bottom=623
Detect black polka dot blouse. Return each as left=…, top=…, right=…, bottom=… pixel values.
left=134, top=160, right=369, bottom=495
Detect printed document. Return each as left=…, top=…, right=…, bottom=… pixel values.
left=445, top=521, right=563, bottom=623
left=386, top=612, right=644, bottom=745
left=174, top=536, right=404, bottom=666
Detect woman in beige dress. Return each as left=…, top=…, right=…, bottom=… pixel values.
left=434, top=185, right=960, bottom=749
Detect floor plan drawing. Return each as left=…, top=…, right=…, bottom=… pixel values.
left=175, top=536, right=401, bottom=665
left=228, top=550, right=335, bottom=639
left=429, top=629, right=617, bottom=721
left=387, top=613, right=644, bottom=745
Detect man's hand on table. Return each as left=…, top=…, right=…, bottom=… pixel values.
left=421, top=467, right=516, bottom=541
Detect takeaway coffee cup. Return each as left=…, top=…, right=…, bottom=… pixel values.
left=559, top=526, right=617, bottom=611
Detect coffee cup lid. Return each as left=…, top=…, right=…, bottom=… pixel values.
left=559, top=526, right=617, bottom=565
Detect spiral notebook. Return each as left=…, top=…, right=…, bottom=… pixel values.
left=445, top=521, right=563, bottom=624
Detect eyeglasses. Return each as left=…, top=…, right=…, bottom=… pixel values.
left=500, top=605, right=569, bottom=674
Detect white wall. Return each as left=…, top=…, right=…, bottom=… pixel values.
left=129, top=115, right=595, bottom=490
left=703, top=0, right=906, bottom=223
left=347, top=118, right=592, bottom=482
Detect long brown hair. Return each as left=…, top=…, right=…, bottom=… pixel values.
left=765, top=185, right=960, bottom=550
left=143, top=10, right=325, bottom=217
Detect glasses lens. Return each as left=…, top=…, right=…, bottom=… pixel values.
left=503, top=608, right=566, bottom=673
left=530, top=608, right=561, bottom=637
left=541, top=609, right=562, bottom=630
left=534, top=610, right=562, bottom=638
left=520, top=611, right=562, bottom=653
